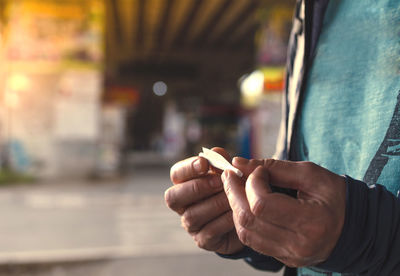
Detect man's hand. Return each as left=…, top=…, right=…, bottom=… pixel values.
left=164, top=148, right=244, bottom=255
left=222, top=157, right=346, bottom=267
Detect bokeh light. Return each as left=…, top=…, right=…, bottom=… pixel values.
left=152, top=81, right=167, bottom=96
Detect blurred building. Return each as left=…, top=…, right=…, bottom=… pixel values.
left=105, top=0, right=294, bottom=164
left=0, top=0, right=104, bottom=178
left=0, top=0, right=294, bottom=180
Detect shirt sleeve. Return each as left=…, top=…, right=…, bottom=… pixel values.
left=217, top=247, right=284, bottom=272
left=316, top=176, right=400, bottom=275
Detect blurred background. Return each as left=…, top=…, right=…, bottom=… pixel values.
left=0, top=0, right=294, bottom=275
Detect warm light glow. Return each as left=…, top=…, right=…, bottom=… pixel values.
left=240, top=70, right=264, bottom=98
left=153, top=81, right=167, bottom=96
left=8, top=73, right=30, bottom=92
left=240, top=70, right=264, bottom=107
left=4, top=90, right=20, bottom=108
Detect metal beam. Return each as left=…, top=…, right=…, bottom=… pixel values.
left=211, top=0, right=260, bottom=48
left=190, top=0, right=232, bottom=48
left=110, top=0, right=123, bottom=46
left=170, top=0, right=204, bottom=48
left=135, top=0, right=146, bottom=49
left=156, top=0, right=175, bottom=49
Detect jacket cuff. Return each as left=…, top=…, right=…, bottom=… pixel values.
left=217, top=247, right=284, bottom=272
left=316, top=175, right=366, bottom=271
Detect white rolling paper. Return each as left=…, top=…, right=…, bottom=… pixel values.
left=199, top=147, right=243, bottom=177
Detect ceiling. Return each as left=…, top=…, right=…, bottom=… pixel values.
left=106, top=0, right=293, bottom=70
left=107, top=0, right=261, bottom=58
left=105, top=0, right=294, bottom=102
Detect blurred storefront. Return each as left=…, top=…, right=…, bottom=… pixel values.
left=0, top=0, right=294, bottom=179
left=104, top=0, right=271, bottom=165
left=0, top=1, right=296, bottom=273
left=239, top=3, right=293, bottom=159
left=0, top=0, right=105, bottom=178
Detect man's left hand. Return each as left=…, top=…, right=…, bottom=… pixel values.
left=221, top=158, right=346, bottom=268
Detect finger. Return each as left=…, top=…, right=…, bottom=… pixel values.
left=234, top=160, right=307, bottom=229
left=245, top=165, right=272, bottom=201
left=242, top=166, right=301, bottom=232
left=217, top=230, right=245, bottom=255
left=261, top=159, right=308, bottom=190
left=235, top=222, right=291, bottom=259
left=235, top=158, right=324, bottom=192
left=245, top=167, right=305, bottom=229
left=245, top=166, right=273, bottom=212
left=181, top=191, right=230, bottom=233
left=222, top=169, right=297, bottom=258
left=170, top=156, right=209, bottom=184
left=252, top=193, right=306, bottom=230
left=165, top=174, right=223, bottom=214
left=232, top=157, right=263, bottom=177
left=192, top=211, right=236, bottom=251
left=221, top=170, right=255, bottom=229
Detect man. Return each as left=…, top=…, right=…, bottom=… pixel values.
left=165, top=0, right=400, bottom=275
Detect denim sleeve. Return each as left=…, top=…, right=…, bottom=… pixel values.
left=217, top=247, right=284, bottom=272
left=317, top=176, right=400, bottom=275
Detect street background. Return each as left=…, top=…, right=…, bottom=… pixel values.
left=0, top=164, right=282, bottom=276
left=0, top=0, right=293, bottom=275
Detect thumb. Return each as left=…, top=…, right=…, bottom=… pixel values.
left=232, top=157, right=303, bottom=190
left=245, top=166, right=273, bottom=209
left=260, top=159, right=331, bottom=195
left=261, top=159, right=305, bottom=190
left=233, top=157, right=323, bottom=193
left=232, top=157, right=263, bottom=177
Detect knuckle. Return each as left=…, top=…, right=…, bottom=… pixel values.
left=195, top=231, right=215, bottom=250
left=250, top=198, right=266, bottom=217
left=191, top=178, right=202, bottom=195
left=195, top=239, right=205, bottom=250
left=237, top=210, right=255, bottom=228
left=180, top=216, right=188, bottom=231
left=236, top=226, right=251, bottom=246
left=164, top=189, right=176, bottom=209
left=294, top=161, right=317, bottom=187
left=164, top=188, right=184, bottom=214
left=195, top=238, right=209, bottom=250
left=300, top=161, right=317, bottom=173
left=262, top=158, right=277, bottom=169
left=204, top=227, right=218, bottom=241
left=224, top=211, right=234, bottom=225
left=170, top=163, right=180, bottom=183
left=192, top=233, right=204, bottom=249
left=292, top=238, right=315, bottom=261
left=208, top=175, right=221, bottom=190
left=224, top=182, right=232, bottom=196
left=182, top=209, right=198, bottom=232
left=249, top=159, right=259, bottom=166
left=213, top=193, right=228, bottom=211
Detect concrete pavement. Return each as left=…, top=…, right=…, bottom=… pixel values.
left=0, top=166, right=283, bottom=276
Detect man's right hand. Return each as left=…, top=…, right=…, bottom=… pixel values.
left=164, top=147, right=245, bottom=255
